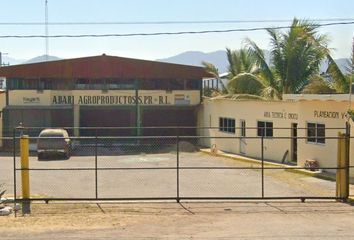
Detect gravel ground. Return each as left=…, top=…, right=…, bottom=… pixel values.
left=1, top=149, right=354, bottom=239
left=0, top=150, right=343, bottom=199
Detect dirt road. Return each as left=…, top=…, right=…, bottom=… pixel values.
left=0, top=152, right=340, bottom=199
left=1, top=201, right=354, bottom=239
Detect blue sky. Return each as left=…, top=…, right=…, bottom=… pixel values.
left=0, top=0, right=353, bottom=60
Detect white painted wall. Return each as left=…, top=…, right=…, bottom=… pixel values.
left=296, top=100, right=349, bottom=169
left=198, top=96, right=354, bottom=177
left=199, top=98, right=299, bottom=162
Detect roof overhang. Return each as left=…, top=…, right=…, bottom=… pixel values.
left=0, top=54, right=213, bottom=80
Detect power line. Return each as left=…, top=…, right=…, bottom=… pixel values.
left=0, top=18, right=353, bottom=26
left=0, top=21, right=353, bottom=39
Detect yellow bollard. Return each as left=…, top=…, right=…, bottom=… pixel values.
left=20, top=135, right=31, bottom=214
left=336, top=132, right=349, bottom=200
left=337, top=132, right=342, bottom=198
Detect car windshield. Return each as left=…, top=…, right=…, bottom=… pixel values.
left=40, top=133, right=64, bottom=138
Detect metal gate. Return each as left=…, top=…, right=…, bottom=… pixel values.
left=11, top=126, right=351, bottom=203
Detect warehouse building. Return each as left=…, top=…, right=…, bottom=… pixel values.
left=0, top=54, right=210, bottom=137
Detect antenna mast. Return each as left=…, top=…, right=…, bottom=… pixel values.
left=45, top=0, right=49, bottom=61
left=350, top=37, right=354, bottom=110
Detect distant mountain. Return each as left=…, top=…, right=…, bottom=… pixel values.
left=319, top=58, right=350, bottom=74
left=0, top=54, right=62, bottom=66
left=1, top=56, right=26, bottom=66
left=157, top=50, right=271, bottom=74
left=332, top=58, right=350, bottom=74
left=159, top=50, right=350, bottom=76
left=25, top=55, right=62, bottom=64
left=3, top=52, right=350, bottom=75
left=158, top=50, right=229, bottom=72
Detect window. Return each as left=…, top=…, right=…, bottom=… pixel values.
left=75, top=78, right=90, bottom=90
left=38, top=79, right=45, bottom=90
left=90, top=79, right=104, bottom=90
left=240, top=120, right=246, bottom=137
left=168, top=79, right=184, bottom=90
left=257, top=121, right=273, bottom=137
left=219, top=117, right=235, bottom=134
left=307, top=123, right=325, bottom=144
left=106, top=79, right=134, bottom=90
left=185, top=79, right=200, bottom=90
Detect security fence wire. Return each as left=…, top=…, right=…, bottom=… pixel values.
left=4, top=126, right=352, bottom=203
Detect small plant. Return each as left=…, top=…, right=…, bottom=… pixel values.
left=347, top=109, right=354, bottom=121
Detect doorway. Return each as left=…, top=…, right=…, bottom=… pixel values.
left=291, top=123, right=298, bottom=163
left=240, top=120, right=246, bottom=154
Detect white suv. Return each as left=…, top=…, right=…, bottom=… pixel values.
left=37, top=129, right=71, bottom=159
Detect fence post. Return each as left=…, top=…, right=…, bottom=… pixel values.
left=345, top=122, right=351, bottom=198
left=13, top=128, right=17, bottom=217
left=336, top=132, right=349, bottom=200
left=261, top=136, right=264, bottom=198
left=20, top=135, right=30, bottom=214
left=176, top=135, right=180, bottom=203
left=95, top=132, right=98, bottom=199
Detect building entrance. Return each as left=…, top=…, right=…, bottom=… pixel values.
left=291, top=123, right=298, bottom=163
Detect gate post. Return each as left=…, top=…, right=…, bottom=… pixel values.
left=20, top=135, right=31, bottom=214
left=176, top=135, right=180, bottom=203
left=336, top=132, right=349, bottom=201
left=261, top=136, right=264, bottom=198
left=95, top=133, right=98, bottom=199
left=13, top=129, right=17, bottom=213
left=345, top=123, right=350, bottom=199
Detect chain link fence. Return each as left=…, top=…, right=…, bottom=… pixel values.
left=1, top=126, right=351, bottom=202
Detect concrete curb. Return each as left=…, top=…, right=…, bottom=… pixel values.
left=200, top=149, right=336, bottom=181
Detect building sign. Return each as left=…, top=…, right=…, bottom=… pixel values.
left=264, top=111, right=298, bottom=120
left=23, top=97, right=40, bottom=104
left=314, top=110, right=347, bottom=119
left=11, top=90, right=199, bottom=106
left=51, top=95, right=173, bottom=105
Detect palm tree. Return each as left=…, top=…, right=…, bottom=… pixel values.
left=202, top=47, right=259, bottom=95
left=325, top=38, right=353, bottom=93
left=227, top=73, right=264, bottom=95
left=244, top=39, right=282, bottom=99
left=226, top=48, right=256, bottom=79
left=246, top=18, right=330, bottom=99
left=325, top=55, right=350, bottom=93
left=225, top=48, right=263, bottom=95
left=301, top=75, right=336, bottom=94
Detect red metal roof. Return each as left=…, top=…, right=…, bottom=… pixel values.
left=0, top=55, right=211, bottom=80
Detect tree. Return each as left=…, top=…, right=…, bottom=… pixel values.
left=301, top=75, right=336, bottom=94
left=202, top=48, right=262, bottom=96
left=227, top=73, right=263, bottom=95
left=225, top=48, right=263, bottom=95
left=226, top=48, right=257, bottom=79
left=325, top=37, right=354, bottom=93
left=325, top=55, right=350, bottom=93
left=246, top=18, right=330, bottom=99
